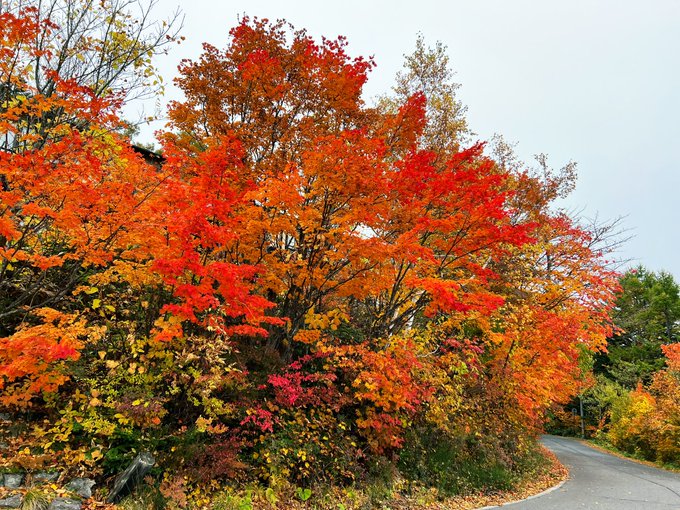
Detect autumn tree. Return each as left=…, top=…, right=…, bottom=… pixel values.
left=168, top=19, right=531, bottom=362
left=606, top=343, right=680, bottom=463
left=0, top=0, right=182, bottom=331
left=378, top=35, right=469, bottom=165
left=0, top=0, right=181, bottom=154
left=0, top=10, right=624, bottom=498
left=165, top=19, right=621, bottom=465
left=484, top=138, right=619, bottom=423
left=0, top=5, right=274, bottom=422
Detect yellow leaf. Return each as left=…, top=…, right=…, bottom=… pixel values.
left=92, top=299, right=101, bottom=309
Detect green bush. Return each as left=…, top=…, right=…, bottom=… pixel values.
left=398, top=427, right=541, bottom=496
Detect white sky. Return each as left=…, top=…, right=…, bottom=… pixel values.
left=133, top=0, right=680, bottom=278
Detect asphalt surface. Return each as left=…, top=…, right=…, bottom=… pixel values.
left=495, top=435, right=680, bottom=510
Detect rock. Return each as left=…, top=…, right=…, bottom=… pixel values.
left=66, top=478, right=95, bottom=498
left=0, top=413, right=10, bottom=422
left=34, top=471, right=60, bottom=483
left=0, top=441, right=8, bottom=450
left=48, top=498, right=82, bottom=510
left=2, top=473, right=23, bottom=488
left=106, top=451, right=155, bottom=503
left=0, top=494, right=22, bottom=508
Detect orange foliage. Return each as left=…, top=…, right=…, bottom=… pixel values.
left=0, top=11, right=276, bottom=408
left=662, top=343, right=680, bottom=372
left=0, top=11, right=621, bottom=488
left=608, top=344, right=680, bottom=463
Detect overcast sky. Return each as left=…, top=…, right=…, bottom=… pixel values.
left=133, top=0, right=680, bottom=278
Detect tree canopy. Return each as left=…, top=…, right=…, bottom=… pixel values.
left=597, top=267, right=680, bottom=387
left=0, top=9, right=626, bottom=506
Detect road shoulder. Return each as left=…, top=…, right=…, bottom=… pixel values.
left=582, top=439, right=680, bottom=474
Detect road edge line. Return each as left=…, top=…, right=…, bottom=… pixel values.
left=475, top=478, right=568, bottom=509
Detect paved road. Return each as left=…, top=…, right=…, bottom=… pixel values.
left=496, top=435, right=680, bottom=509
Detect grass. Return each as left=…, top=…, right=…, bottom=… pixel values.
left=586, top=437, right=680, bottom=473
left=21, top=490, right=50, bottom=510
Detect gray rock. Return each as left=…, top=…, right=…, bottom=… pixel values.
left=34, top=471, right=60, bottom=483
left=0, top=442, right=8, bottom=450
left=0, top=413, right=10, bottom=422
left=66, top=478, right=95, bottom=498
left=0, top=494, right=22, bottom=508
left=106, top=451, right=155, bottom=503
left=2, top=473, right=23, bottom=488
left=48, top=498, right=82, bottom=510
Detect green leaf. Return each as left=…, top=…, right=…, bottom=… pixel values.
left=296, top=487, right=312, bottom=501
left=265, top=488, right=278, bottom=505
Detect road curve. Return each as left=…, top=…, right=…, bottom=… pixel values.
left=494, top=435, right=680, bottom=509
